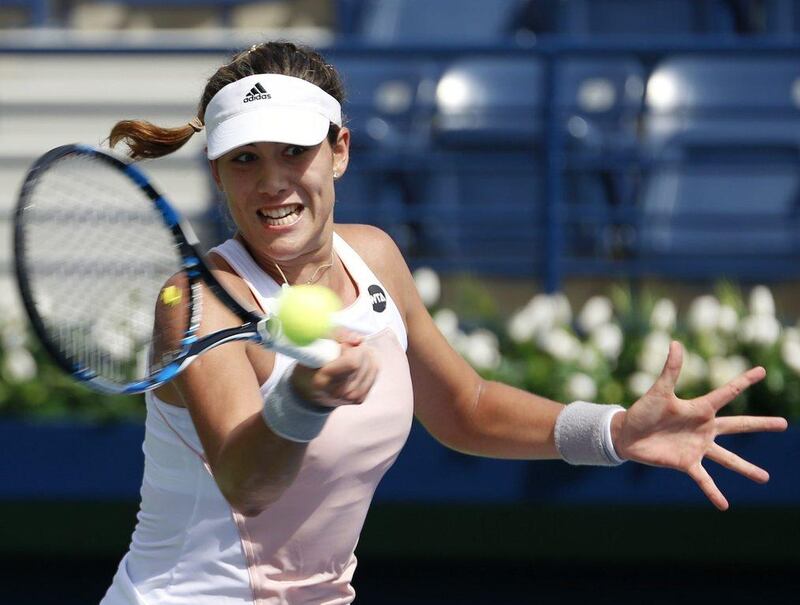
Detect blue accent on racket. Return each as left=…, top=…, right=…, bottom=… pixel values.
left=14, top=144, right=340, bottom=396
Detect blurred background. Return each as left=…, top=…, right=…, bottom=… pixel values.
left=1, top=1, right=799, bottom=603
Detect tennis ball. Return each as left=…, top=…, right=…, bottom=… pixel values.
left=277, top=284, right=342, bottom=346
left=160, top=285, right=182, bottom=307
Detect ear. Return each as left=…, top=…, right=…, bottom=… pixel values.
left=331, top=127, right=350, bottom=179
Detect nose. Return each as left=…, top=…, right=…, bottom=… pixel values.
left=256, top=160, right=289, bottom=197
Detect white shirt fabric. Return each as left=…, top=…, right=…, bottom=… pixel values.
left=100, top=232, right=413, bottom=605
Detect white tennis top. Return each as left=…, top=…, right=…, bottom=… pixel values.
left=100, top=233, right=414, bottom=605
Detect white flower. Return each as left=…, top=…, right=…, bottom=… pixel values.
left=3, top=347, right=37, bottom=382
left=638, top=331, right=671, bottom=375
left=717, top=304, right=739, bottom=335
left=708, top=356, right=749, bottom=389
left=463, top=329, right=501, bottom=370
left=676, top=352, right=708, bottom=390
left=566, top=372, right=598, bottom=401
left=1, top=322, right=27, bottom=350
left=0, top=285, right=24, bottom=323
left=507, top=308, right=538, bottom=343
left=650, top=298, right=676, bottom=332
left=550, top=293, right=572, bottom=326
left=527, top=294, right=558, bottom=332
left=739, top=314, right=781, bottom=347
left=507, top=295, right=558, bottom=343
left=433, top=308, right=459, bottom=341
left=591, top=323, right=623, bottom=361
left=781, top=339, right=800, bottom=374
left=577, top=296, right=614, bottom=333
left=687, top=295, right=721, bottom=334
left=784, top=327, right=800, bottom=345
left=412, top=267, right=441, bottom=308
left=749, top=285, right=775, bottom=317
left=628, top=371, right=656, bottom=398
left=578, top=346, right=601, bottom=372
left=450, top=329, right=469, bottom=352
left=538, top=328, right=581, bottom=362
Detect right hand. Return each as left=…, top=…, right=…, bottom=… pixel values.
left=290, top=330, right=378, bottom=408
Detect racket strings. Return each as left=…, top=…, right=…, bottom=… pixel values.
left=20, top=154, right=187, bottom=385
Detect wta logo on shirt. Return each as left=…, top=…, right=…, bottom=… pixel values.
left=368, top=285, right=387, bottom=312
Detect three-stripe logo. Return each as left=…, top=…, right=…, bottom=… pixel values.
left=243, top=82, right=271, bottom=103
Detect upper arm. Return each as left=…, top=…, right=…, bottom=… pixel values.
left=152, top=263, right=273, bottom=470
left=338, top=225, right=482, bottom=444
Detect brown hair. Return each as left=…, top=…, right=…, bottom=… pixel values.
left=109, top=41, right=345, bottom=160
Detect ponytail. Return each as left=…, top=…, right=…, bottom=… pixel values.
left=108, top=117, right=202, bottom=160
left=108, top=41, right=346, bottom=161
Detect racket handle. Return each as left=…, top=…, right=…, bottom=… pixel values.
left=273, top=338, right=341, bottom=369
left=256, top=318, right=341, bottom=368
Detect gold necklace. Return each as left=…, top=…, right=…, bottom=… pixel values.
left=273, top=250, right=336, bottom=287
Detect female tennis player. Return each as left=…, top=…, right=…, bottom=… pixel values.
left=99, top=41, right=787, bottom=605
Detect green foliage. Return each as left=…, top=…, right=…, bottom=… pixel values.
left=0, top=320, right=144, bottom=424
left=424, top=275, right=800, bottom=422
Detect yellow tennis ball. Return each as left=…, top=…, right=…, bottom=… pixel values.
left=160, top=285, right=182, bottom=306
left=277, top=285, right=341, bottom=346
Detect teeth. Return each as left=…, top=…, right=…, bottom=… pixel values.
left=259, top=205, right=299, bottom=219
left=258, top=204, right=301, bottom=226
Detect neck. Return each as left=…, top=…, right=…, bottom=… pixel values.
left=273, top=248, right=336, bottom=287
left=234, top=233, right=340, bottom=289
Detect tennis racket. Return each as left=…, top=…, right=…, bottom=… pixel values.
left=14, top=144, right=340, bottom=395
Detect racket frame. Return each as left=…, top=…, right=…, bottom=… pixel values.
left=14, top=144, right=332, bottom=395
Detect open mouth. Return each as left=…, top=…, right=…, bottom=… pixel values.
left=257, top=203, right=303, bottom=226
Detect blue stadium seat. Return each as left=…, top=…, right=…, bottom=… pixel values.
left=555, top=57, right=647, bottom=261
left=410, top=56, right=547, bottom=275
left=3, top=0, right=47, bottom=26
left=638, top=55, right=800, bottom=277
left=354, top=0, right=525, bottom=44
left=642, top=55, right=800, bottom=150
left=432, top=56, right=546, bottom=147
left=555, top=56, right=646, bottom=152
left=561, top=0, right=735, bottom=36
left=327, top=56, right=441, bottom=249
left=764, top=0, right=800, bottom=34
left=638, top=133, right=800, bottom=276
left=332, top=55, right=440, bottom=151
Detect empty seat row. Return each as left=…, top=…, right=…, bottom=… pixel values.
left=334, top=53, right=800, bottom=154
left=330, top=53, right=800, bottom=278
left=345, top=0, right=800, bottom=41
left=7, top=0, right=800, bottom=37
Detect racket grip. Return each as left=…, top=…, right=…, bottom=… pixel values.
left=277, top=338, right=341, bottom=369
left=256, top=318, right=341, bottom=368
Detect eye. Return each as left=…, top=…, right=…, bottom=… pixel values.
left=285, top=145, right=309, bottom=157
left=231, top=151, right=258, bottom=163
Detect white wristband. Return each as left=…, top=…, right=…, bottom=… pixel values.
left=261, top=368, right=332, bottom=443
left=554, top=401, right=626, bottom=466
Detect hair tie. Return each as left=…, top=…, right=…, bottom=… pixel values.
left=189, top=117, right=204, bottom=133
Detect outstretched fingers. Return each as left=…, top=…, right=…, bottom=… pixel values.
left=704, top=366, right=766, bottom=412
left=716, top=415, right=788, bottom=435
left=706, top=443, right=769, bottom=484
left=688, top=463, right=729, bottom=511
left=653, top=341, right=683, bottom=394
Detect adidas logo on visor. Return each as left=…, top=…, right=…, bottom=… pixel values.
left=243, top=82, right=272, bottom=103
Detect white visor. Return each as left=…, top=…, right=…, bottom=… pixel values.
left=204, top=73, right=342, bottom=160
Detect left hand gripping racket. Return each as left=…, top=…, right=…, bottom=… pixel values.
left=14, top=144, right=340, bottom=395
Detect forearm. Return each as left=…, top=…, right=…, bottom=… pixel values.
left=439, top=379, right=565, bottom=460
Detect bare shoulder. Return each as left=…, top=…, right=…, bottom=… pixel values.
left=335, top=224, right=407, bottom=273
left=335, top=223, right=413, bottom=313
left=207, top=250, right=262, bottom=314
